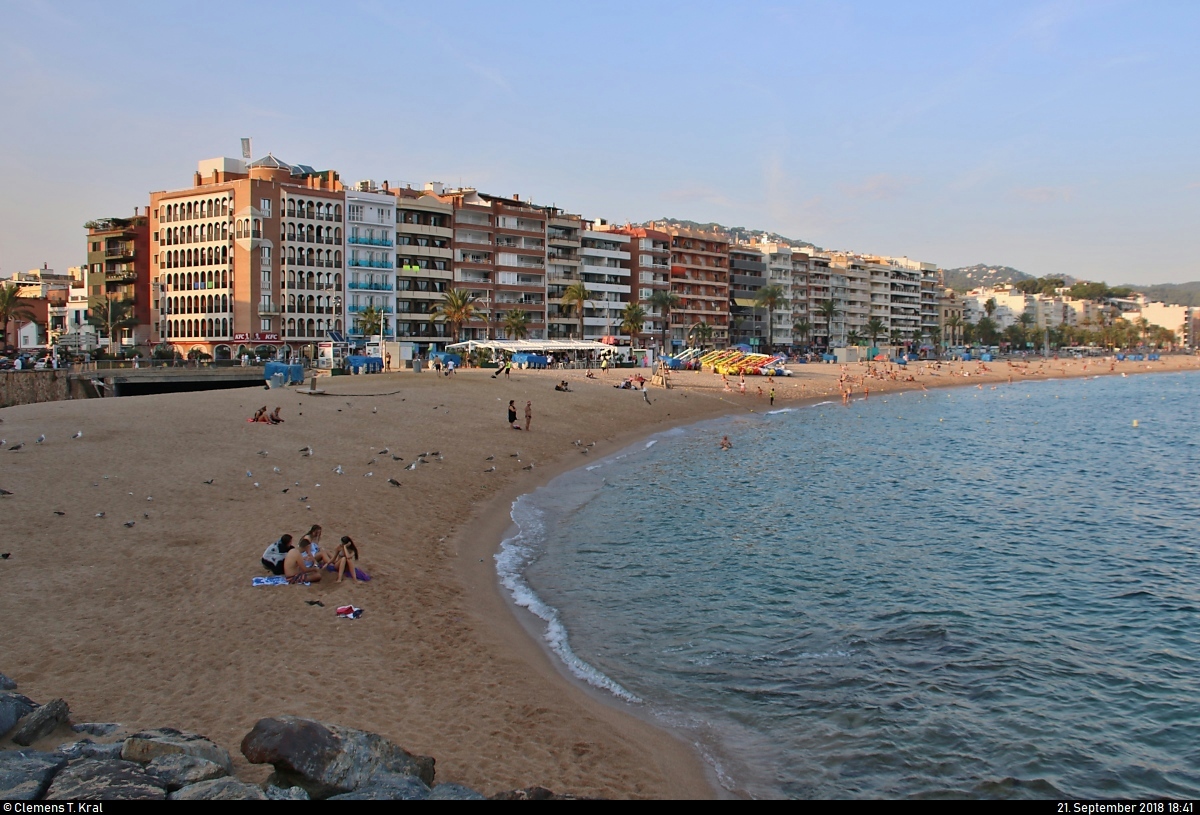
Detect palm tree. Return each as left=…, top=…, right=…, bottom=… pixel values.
left=816, top=299, right=841, bottom=347
left=846, top=330, right=862, bottom=347
left=753, top=283, right=787, bottom=353
left=354, top=304, right=385, bottom=339
left=648, top=289, right=680, bottom=353
left=864, top=317, right=886, bottom=350
left=503, top=308, right=530, bottom=340
left=1137, top=316, right=1151, bottom=347
left=620, top=303, right=646, bottom=348
left=927, top=327, right=942, bottom=356
left=793, top=318, right=811, bottom=349
left=562, top=281, right=591, bottom=340
left=984, top=298, right=997, bottom=318
left=944, top=314, right=965, bottom=348
left=688, top=321, right=713, bottom=350
left=88, top=296, right=138, bottom=353
left=889, top=328, right=904, bottom=347
left=432, top=288, right=478, bottom=343
left=0, top=282, right=36, bottom=350
left=1016, top=312, right=1035, bottom=350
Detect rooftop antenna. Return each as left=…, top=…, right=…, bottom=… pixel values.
left=241, top=137, right=252, bottom=160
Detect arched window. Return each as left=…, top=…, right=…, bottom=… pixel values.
left=287, top=223, right=295, bottom=240
left=221, top=294, right=228, bottom=312
left=334, top=227, right=342, bottom=242
left=306, top=295, right=315, bottom=313
left=287, top=318, right=295, bottom=336
left=220, top=246, right=228, bottom=264
left=306, top=248, right=314, bottom=265
left=221, top=223, right=228, bottom=240
left=334, top=251, right=342, bottom=269
left=306, top=271, right=314, bottom=288
left=221, top=318, right=228, bottom=336
left=221, top=269, right=228, bottom=287
left=221, top=199, right=228, bottom=216
left=334, top=273, right=342, bottom=288
left=287, top=199, right=295, bottom=216
left=306, top=202, right=314, bottom=219
left=288, top=294, right=295, bottom=310
left=306, top=318, right=315, bottom=337
left=334, top=204, right=342, bottom=221
left=306, top=225, right=314, bottom=242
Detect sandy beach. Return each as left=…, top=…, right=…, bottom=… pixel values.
left=2, top=352, right=1197, bottom=798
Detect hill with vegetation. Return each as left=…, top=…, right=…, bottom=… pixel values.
left=1123, top=281, right=1200, bottom=307
left=643, top=219, right=821, bottom=251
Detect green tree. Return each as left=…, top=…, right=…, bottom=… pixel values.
left=864, top=317, right=886, bottom=349
left=927, top=327, right=942, bottom=354
left=889, top=328, right=904, bottom=346
left=984, top=298, right=997, bottom=318
left=846, top=330, right=862, bottom=346
left=974, top=316, right=999, bottom=345
left=503, top=308, right=530, bottom=340
left=753, top=283, right=788, bottom=353
left=432, top=288, right=478, bottom=343
left=793, top=318, right=811, bottom=347
left=945, top=313, right=965, bottom=347
left=0, top=281, right=36, bottom=350
left=88, top=296, right=139, bottom=352
left=620, top=302, right=646, bottom=348
left=354, top=304, right=385, bottom=338
left=816, top=299, right=841, bottom=347
left=648, top=289, right=680, bottom=352
left=562, top=281, right=592, bottom=340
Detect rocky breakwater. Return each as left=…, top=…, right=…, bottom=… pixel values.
left=1, top=672, right=579, bottom=800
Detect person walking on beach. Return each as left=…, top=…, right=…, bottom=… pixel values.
left=524, top=401, right=532, bottom=431
left=508, top=400, right=520, bottom=429
left=385, top=351, right=392, bottom=372
left=504, top=359, right=512, bottom=380
left=769, top=388, right=775, bottom=406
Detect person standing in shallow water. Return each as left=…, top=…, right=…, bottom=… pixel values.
left=524, top=401, right=532, bottom=431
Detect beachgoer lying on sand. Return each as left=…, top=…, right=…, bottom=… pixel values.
left=720, top=435, right=733, bottom=450
left=261, top=534, right=294, bottom=575
left=585, top=369, right=596, bottom=379
left=555, top=380, right=571, bottom=392
left=269, top=407, right=284, bottom=424
left=332, top=536, right=362, bottom=583
left=251, top=406, right=270, bottom=423
left=283, top=540, right=322, bottom=583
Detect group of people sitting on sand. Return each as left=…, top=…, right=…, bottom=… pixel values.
left=613, top=375, right=646, bottom=390
left=554, top=380, right=572, bottom=392
left=250, top=406, right=285, bottom=424
left=260, top=524, right=365, bottom=584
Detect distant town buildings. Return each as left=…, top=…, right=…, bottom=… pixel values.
left=3, top=149, right=1192, bottom=358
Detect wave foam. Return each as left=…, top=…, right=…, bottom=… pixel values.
left=495, top=497, right=642, bottom=703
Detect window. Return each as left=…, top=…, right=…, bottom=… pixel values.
left=259, top=198, right=272, bottom=218
left=261, top=246, right=271, bottom=264
left=262, top=270, right=271, bottom=286
left=261, top=319, right=272, bottom=331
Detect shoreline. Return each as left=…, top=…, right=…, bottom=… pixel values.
left=1, top=354, right=1197, bottom=798
left=450, top=353, right=1200, bottom=799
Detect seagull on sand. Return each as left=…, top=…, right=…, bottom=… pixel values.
left=0, top=488, right=12, bottom=496
left=485, top=455, right=494, bottom=461
left=522, top=464, right=534, bottom=470
left=378, top=448, right=389, bottom=456
left=364, top=472, right=374, bottom=477
left=273, top=467, right=282, bottom=473
left=387, top=478, right=401, bottom=487
left=405, top=462, right=417, bottom=471
left=333, top=465, right=344, bottom=475
left=299, top=446, right=313, bottom=457
left=257, top=450, right=269, bottom=457
left=73, top=431, right=82, bottom=439
left=203, top=479, right=214, bottom=485
left=53, top=510, right=65, bottom=515
left=484, top=466, right=496, bottom=473
left=124, top=521, right=135, bottom=528
left=36, top=435, right=45, bottom=444
left=246, top=470, right=253, bottom=478
left=8, top=443, right=24, bottom=451
left=95, top=512, right=105, bottom=518
left=392, top=455, right=404, bottom=461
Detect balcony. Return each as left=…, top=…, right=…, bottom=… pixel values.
left=257, top=301, right=280, bottom=316
left=105, top=246, right=134, bottom=258
left=347, top=304, right=394, bottom=314
left=347, top=236, right=394, bottom=247
left=105, top=270, right=138, bottom=283
left=348, top=259, right=394, bottom=269
left=347, top=282, right=394, bottom=291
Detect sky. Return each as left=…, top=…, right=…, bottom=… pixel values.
left=1, top=0, right=1198, bottom=284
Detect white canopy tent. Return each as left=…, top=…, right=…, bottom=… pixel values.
left=445, top=339, right=621, bottom=354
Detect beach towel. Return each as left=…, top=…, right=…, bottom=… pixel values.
left=325, top=564, right=372, bottom=581
left=252, top=575, right=308, bottom=586
left=336, top=605, right=364, bottom=619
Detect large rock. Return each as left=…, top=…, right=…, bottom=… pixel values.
left=327, top=772, right=430, bottom=800
left=12, top=697, right=69, bottom=746
left=0, top=672, right=16, bottom=690
left=72, top=722, right=122, bottom=737
left=241, top=716, right=435, bottom=799
left=56, top=740, right=126, bottom=761
left=44, top=759, right=167, bottom=800
left=0, top=750, right=66, bottom=800
left=0, top=692, right=37, bottom=738
left=266, top=784, right=311, bottom=800
left=428, top=782, right=487, bottom=800
left=167, top=777, right=268, bottom=800
left=145, top=753, right=227, bottom=791
left=121, top=727, right=233, bottom=773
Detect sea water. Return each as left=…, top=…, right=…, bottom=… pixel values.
left=496, top=372, right=1200, bottom=799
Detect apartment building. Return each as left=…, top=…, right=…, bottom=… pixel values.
left=939, top=288, right=965, bottom=346
left=392, top=184, right=454, bottom=354
left=546, top=212, right=584, bottom=339
left=578, top=226, right=631, bottom=340
left=150, top=155, right=345, bottom=360
left=344, top=183, right=396, bottom=342
left=754, top=240, right=797, bottom=350
left=652, top=222, right=729, bottom=348
left=606, top=225, right=672, bottom=348
left=443, top=189, right=548, bottom=341
left=790, top=249, right=810, bottom=344
left=84, top=211, right=152, bottom=348
left=728, top=245, right=767, bottom=349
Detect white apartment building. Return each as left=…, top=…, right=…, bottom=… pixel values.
left=344, top=184, right=396, bottom=342
left=754, top=240, right=797, bottom=348
left=578, top=227, right=631, bottom=339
